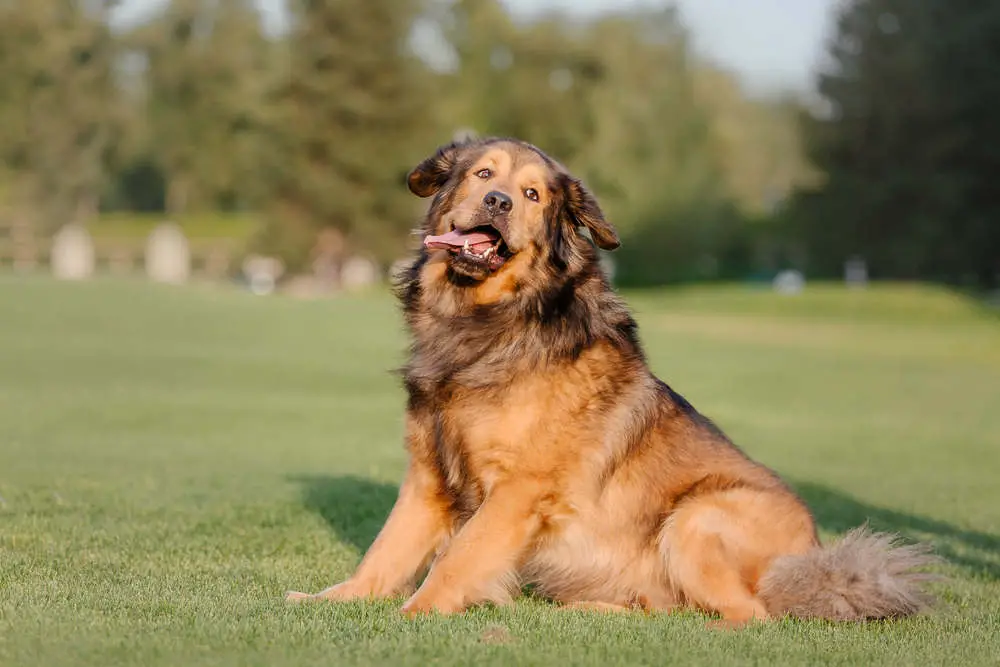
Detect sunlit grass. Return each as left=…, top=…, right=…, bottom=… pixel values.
left=0, top=276, right=996, bottom=666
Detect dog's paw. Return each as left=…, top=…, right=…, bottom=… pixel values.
left=284, top=590, right=315, bottom=603
left=400, top=601, right=433, bottom=617
left=400, top=596, right=436, bottom=617
left=283, top=580, right=364, bottom=604
left=400, top=592, right=462, bottom=617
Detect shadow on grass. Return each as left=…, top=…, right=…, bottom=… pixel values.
left=288, top=474, right=399, bottom=552
left=792, top=480, right=1000, bottom=580
left=287, top=474, right=1000, bottom=581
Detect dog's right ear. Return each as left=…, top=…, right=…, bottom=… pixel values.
left=407, top=141, right=468, bottom=198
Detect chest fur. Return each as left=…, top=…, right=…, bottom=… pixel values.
left=426, top=366, right=609, bottom=514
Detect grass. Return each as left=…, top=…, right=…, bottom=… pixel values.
left=0, top=276, right=997, bottom=666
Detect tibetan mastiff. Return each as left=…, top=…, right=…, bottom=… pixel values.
left=286, top=137, right=939, bottom=626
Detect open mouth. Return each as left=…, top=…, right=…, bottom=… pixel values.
left=423, top=225, right=511, bottom=272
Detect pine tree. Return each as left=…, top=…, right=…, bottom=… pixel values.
left=795, top=0, right=1000, bottom=287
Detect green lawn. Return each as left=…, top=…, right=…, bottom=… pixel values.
left=1, top=276, right=997, bottom=666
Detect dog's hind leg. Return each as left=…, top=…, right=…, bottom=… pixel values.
left=668, top=535, right=768, bottom=628
left=665, top=528, right=768, bottom=626
left=661, top=488, right=816, bottom=628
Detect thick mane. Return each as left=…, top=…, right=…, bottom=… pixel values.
left=392, top=234, right=642, bottom=398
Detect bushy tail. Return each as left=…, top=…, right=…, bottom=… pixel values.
left=758, top=525, right=944, bottom=621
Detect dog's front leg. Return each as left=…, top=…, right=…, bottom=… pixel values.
left=286, top=456, right=451, bottom=603
left=400, top=476, right=546, bottom=616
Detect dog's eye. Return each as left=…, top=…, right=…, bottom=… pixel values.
left=475, top=168, right=491, bottom=179
left=524, top=188, right=540, bottom=202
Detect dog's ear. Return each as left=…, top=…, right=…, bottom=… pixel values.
left=562, top=175, right=620, bottom=251
left=407, top=141, right=469, bottom=198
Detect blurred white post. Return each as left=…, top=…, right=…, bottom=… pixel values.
left=51, top=223, right=95, bottom=280
left=773, top=269, right=805, bottom=295
left=340, top=256, right=380, bottom=291
left=242, top=255, right=284, bottom=296
left=844, top=255, right=868, bottom=289
left=145, top=222, right=191, bottom=284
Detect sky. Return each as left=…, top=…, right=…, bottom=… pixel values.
left=505, top=0, right=837, bottom=94
left=113, top=0, right=838, bottom=95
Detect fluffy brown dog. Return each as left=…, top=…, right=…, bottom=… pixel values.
left=286, top=137, right=939, bottom=626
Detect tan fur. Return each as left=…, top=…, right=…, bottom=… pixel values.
left=285, top=137, right=941, bottom=626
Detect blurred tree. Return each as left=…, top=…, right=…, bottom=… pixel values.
left=693, top=67, right=817, bottom=218
left=441, top=0, right=603, bottom=166
left=136, top=0, right=267, bottom=216
left=0, top=0, right=819, bottom=284
left=793, top=0, right=1000, bottom=288
left=574, top=9, right=738, bottom=284
left=0, top=1, right=124, bottom=230
left=0, top=3, right=40, bottom=215
left=925, top=0, right=1000, bottom=288
left=577, top=10, right=717, bottom=224
left=436, top=4, right=757, bottom=284
left=256, top=0, right=436, bottom=271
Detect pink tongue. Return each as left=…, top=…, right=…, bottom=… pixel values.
left=424, top=230, right=496, bottom=250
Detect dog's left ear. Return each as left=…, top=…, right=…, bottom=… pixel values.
left=407, top=141, right=468, bottom=198
left=562, top=176, right=620, bottom=251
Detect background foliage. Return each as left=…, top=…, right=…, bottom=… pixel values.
left=0, top=0, right=997, bottom=287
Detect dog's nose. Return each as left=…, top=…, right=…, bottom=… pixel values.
left=483, top=191, right=512, bottom=215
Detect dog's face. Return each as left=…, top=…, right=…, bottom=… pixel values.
left=407, top=138, right=619, bottom=284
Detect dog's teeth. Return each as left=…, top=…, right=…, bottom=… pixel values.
left=484, top=247, right=494, bottom=258
left=463, top=240, right=470, bottom=253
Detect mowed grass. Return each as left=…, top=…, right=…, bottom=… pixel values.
left=1, top=276, right=998, bottom=666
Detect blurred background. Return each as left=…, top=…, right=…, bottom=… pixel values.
left=2, top=6, right=999, bottom=661
left=0, top=0, right=997, bottom=295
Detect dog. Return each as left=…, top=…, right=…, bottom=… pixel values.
left=286, top=137, right=940, bottom=626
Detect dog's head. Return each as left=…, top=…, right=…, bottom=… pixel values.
left=407, top=137, right=619, bottom=286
